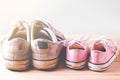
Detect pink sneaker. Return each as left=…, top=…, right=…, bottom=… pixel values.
left=65, top=40, right=90, bottom=69
left=88, top=38, right=118, bottom=71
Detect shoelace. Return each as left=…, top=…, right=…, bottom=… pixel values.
left=18, top=21, right=30, bottom=42
left=43, top=27, right=58, bottom=42
left=44, top=21, right=65, bottom=41
left=89, top=36, right=117, bottom=50
left=63, top=34, right=90, bottom=47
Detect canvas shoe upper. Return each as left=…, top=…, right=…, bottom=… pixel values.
left=31, top=20, right=65, bottom=70
left=1, top=21, right=30, bottom=71
left=88, top=38, right=118, bottom=71
left=65, top=40, right=90, bottom=69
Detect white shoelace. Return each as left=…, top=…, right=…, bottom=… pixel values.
left=89, top=36, right=117, bottom=49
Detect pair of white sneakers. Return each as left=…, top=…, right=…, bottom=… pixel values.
left=1, top=20, right=65, bottom=71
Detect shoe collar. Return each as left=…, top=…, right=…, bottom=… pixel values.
left=31, top=20, right=57, bottom=42
left=2, top=21, right=30, bottom=43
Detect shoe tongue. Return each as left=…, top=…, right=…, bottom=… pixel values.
left=13, top=23, right=27, bottom=40
left=14, top=30, right=27, bottom=40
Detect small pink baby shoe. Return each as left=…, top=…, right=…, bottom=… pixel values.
left=65, top=40, right=90, bottom=69
left=88, top=38, right=118, bottom=71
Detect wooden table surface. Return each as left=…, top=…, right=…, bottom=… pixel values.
left=0, top=61, right=120, bottom=80
left=0, top=34, right=120, bottom=80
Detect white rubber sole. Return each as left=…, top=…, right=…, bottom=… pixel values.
left=88, top=49, right=119, bottom=71
left=66, top=60, right=86, bottom=69
left=32, top=58, right=58, bottom=70
left=4, top=59, right=30, bottom=71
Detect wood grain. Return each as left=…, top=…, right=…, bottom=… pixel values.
left=0, top=62, right=120, bottom=80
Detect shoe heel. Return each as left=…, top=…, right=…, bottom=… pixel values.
left=4, top=59, right=30, bottom=71
left=3, top=52, right=30, bottom=71
left=2, top=38, right=30, bottom=71
left=32, top=40, right=63, bottom=70
left=33, top=58, right=58, bottom=70
left=88, top=49, right=119, bottom=72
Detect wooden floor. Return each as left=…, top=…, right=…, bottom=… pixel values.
left=0, top=34, right=120, bottom=80
left=0, top=61, right=120, bottom=80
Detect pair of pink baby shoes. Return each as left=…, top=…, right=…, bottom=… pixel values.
left=65, top=38, right=118, bottom=72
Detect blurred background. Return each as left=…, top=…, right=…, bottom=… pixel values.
left=0, top=0, right=120, bottom=35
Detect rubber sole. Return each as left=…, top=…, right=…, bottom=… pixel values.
left=4, top=59, right=30, bottom=71
left=32, top=58, right=58, bottom=70
left=88, top=49, right=119, bottom=72
left=66, top=60, right=86, bottom=69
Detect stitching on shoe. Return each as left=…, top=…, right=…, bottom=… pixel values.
left=32, top=56, right=58, bottom=61
left=3, top=57, right=30, bottom=61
